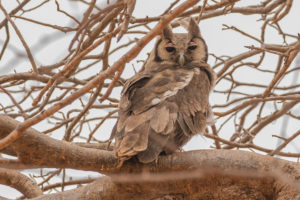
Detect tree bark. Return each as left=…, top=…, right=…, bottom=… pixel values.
left=0, top=114, right=300, bottom=199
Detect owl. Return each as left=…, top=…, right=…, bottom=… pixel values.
left=110, top=18, right=216, bottom=164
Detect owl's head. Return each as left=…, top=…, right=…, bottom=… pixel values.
left=150, top=18, right=207, bottom=68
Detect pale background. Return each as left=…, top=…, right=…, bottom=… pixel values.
left=0, top=0, right=299, bottom=198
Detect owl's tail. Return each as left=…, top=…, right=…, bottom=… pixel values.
left=115, top=122, right=170, bottom=164
left=137, top=131, right=169, bottom=163
left=114, top=104, right=179, bottom=163
left=115, top=122, right=150, bottom=158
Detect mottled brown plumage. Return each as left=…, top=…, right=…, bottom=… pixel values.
left=111, top=18, right=216, bottom=164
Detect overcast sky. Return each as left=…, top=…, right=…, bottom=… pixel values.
left=0, top=0, right=299, bottom=198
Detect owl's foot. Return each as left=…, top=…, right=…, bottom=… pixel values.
left=155, top=157, right=159, bottom=165
left=116, top=156, right=132, bottom=168
left=116, top=158, right=125, bottom=169
left=106, top=139, right=112, bottom=150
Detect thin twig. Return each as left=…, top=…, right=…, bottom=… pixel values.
left=0, top=0, right=201, bottom=150
left=0, top=2, right=38, bottom=74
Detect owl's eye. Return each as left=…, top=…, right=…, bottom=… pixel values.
left=188, top=45, right=197, bottom=50
left=165, top=46, right=176, bottom=52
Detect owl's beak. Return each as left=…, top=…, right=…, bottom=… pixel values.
left=179, top=52, right=185, bottom=66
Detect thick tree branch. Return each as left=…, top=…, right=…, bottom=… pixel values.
left=0, top=111, right=300, bottom=199
left=0, top=168, right=42, bottom=198
left=0, top=113, right=300, bottom=175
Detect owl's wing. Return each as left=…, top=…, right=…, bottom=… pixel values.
left=114, top=68, right=194, bottom=162
left=175, top=65, right=215, bottom=136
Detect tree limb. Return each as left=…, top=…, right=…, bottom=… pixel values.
left=0, top=168, right=42, bottom=198
left=1, top=114, right=300, bottom=199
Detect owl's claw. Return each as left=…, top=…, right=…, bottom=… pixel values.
left=116, top=158, right=126, bottom=169
left=106, top=139, right=112, bottom=150
left=155, top=157, right=159, bottom=165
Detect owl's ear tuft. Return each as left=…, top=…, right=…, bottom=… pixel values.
left=162, top=25, right=173, bottom=40
left=188, top=18, right=201, bottom=39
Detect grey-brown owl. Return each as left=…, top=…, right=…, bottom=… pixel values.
left=111, top=18, right=216, bottom=164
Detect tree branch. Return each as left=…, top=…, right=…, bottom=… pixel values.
left=0, top=0, right=201, bottom=151
left=0, top=168, right=42, bottom=198
left=1, top=114, right=300, bottom=199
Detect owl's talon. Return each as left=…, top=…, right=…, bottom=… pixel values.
left=155, top=157, right=159, bottom=165
left=116, top=158, right=126, bottom=169
left=106, top=139, right=112, bottom=150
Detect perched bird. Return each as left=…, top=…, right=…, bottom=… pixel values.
left=111, top=18, right=216, bottom=164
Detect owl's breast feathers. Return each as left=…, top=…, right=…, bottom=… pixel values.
left=113, top=62, right=215, bottom=163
